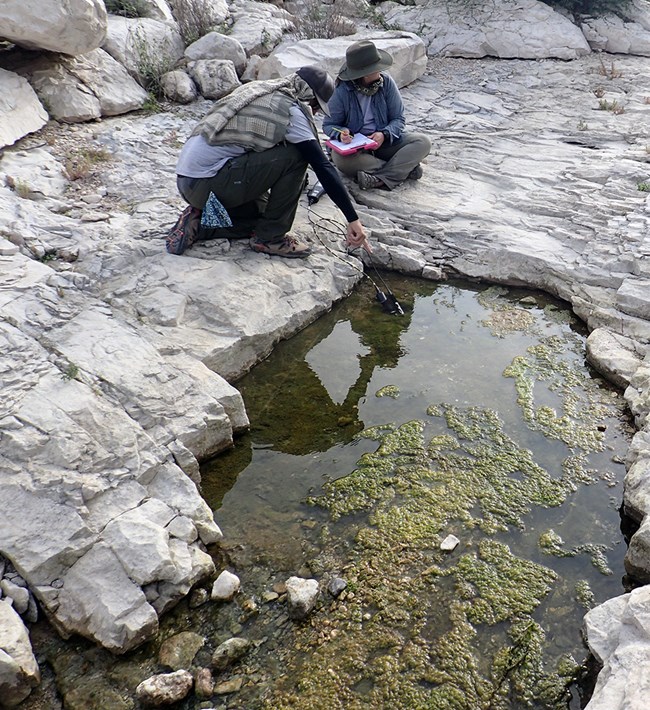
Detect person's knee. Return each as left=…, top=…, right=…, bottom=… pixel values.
left=414, top=133, right=432, bottom=155
left=332, top=157, right=358, bottom=177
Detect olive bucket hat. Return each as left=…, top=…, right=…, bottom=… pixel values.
left=338, top=40, right=393, bottom=82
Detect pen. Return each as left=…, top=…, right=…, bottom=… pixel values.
left=330, top=126, right=354, bottom=138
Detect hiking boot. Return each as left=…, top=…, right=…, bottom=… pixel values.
left=407, top=164, right=423, bottom=181
left=357, top=171, right=384, bottom=190
left=249, top=235, right=311, bottom=258
left=165, top=205, right=202, bottom=255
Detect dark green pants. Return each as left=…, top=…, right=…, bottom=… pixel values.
left=177, top=143, right=307, bottom=242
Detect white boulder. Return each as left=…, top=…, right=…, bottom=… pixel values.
left=211, top=570, right=241, bottom=601
left=285, top=576, right=319, bottom=619
left=102, top=15, right=185, bottom=85
left=0, top=0, right=107, bottom=55
left=185, top=32, right=248, bottom=76
left=135, top=0, right=176, bottom=23
left=188, top=59, right=241, bottom=99
left=228, top=0, right=293, bottom=56
left=168, top=0, right=230, bottom=35
left=0, top=600, right=40, bottom=707
left=161, top=70, right=199, bottom=103
left=135, top=669, right=194, bottom=706
left=257, top=31, right=427, bottom=88
left=584, top=586, right=650, bottom=709
left=21, top=48, right=148, bottom=123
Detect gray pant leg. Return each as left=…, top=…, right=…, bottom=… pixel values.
left=332, top=132, right=431, bottom=190
left=331, top=149, right=385, bottom=177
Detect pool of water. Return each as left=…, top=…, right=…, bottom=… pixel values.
left=200, top=275, right=631, bottom=709
left=22, top=275, right=632, bottom=710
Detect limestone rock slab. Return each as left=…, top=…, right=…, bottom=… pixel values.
left=586, top=328, right=644, bottom=389
left=0, top=0, right=107, bottom=55
left=0, top=148, right=68, bottom=200
left=616, top=277, right=650, bottom=321
left=102, top=516, right=176, bottom=586
left=379, top=0, right=590, bottom=59
left=55, top=543, right=159, bottom=653
left=0, top=69, right=48, bottom=150
left=581, top=0, right=650, bottom=56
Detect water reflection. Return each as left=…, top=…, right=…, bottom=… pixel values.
left=238, top=280, right=416, bottom=455
left=202, top=277, right=425, bottom=506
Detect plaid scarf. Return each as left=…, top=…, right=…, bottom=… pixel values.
left=192, top=74, right=318, bottom=151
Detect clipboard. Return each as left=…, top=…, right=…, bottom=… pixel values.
left=325, top=134, right=379, bottom=155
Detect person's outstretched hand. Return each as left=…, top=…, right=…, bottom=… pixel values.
left=346, top=219, right=372, bottom=253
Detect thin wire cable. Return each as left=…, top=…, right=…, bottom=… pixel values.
left=306, top=205, right=400, bottom=297
left=306, top=206, right=384, bottom=292
left=305, top=193, right=404, bottom=315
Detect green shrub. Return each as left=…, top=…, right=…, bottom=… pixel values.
left=131, top=27, right=176, bottom=97
left=169, top=0, right=223, bottom=45
left=104, top=0, right=148, bottom=18
left=542, top=0, right=631, bottom=18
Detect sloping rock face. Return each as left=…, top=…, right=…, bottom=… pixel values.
left=378, top=0, right=591, bottom=58
left=0, top=0, right=107, bottom=55
left=0, top=224, right=248, bottom=651
left=581, top=0, right=650, bottom=55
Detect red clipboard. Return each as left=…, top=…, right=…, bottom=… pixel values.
left=325, top=135, right=379, bottom=155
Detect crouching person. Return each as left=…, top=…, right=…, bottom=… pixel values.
left=174, top=66, right=369, bottom=258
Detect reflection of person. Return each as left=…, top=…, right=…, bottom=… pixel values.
left=323, top=40, right=431, bottom=191
left=175, top=66, right=369, bottom=258
left=238, top=279, right=414, bottom=456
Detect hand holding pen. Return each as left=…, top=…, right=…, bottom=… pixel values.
left=331, top=126, right=354, bottom=145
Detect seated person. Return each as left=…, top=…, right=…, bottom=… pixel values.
left=323, top=40, right=431, bottom=191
